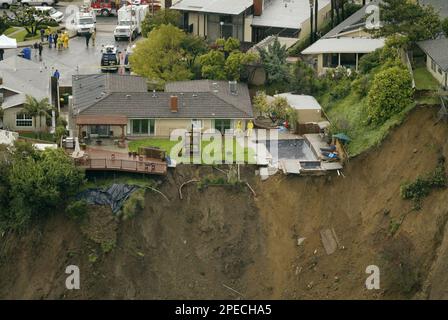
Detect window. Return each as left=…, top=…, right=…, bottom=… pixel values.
left=323, top=53, right=339, bottom=68
left=214, top=119, right=231, bottom=134
left=431, top=59, right=437, bottom=72
left=16, top=113, right=32, bottom=127
left=89, top=125, right=110, bottom=136
left=131, top=119, right=155, bottom=135
left=191, top=119, right=202, bottom=130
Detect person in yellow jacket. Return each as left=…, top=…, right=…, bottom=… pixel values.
left=45, top=27, right=51, bottom=41
left=57, top=36, right=63, bottom=51
left=247, top=120, right=254, bottom=137
left=91, top=29, right=96, bottom=46
left=63, top=32, right=69, bottom=49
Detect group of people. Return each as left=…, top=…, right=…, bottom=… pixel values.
left=38, top=28, right=70, bottom=51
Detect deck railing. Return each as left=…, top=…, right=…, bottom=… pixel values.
left=75, top=158, right=167, bottom=175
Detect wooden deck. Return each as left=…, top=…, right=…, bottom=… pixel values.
left=73, top=147, right=167, bottom=175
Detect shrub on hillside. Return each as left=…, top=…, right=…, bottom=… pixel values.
left=122, top=189, right=146, bottom=221
left=329, top=80, right=351, bottom=101
left=367, top=66, right=413, bottom=124
left=400, top=158, right=447, bottom=210
left=358, top=49, right=382, bottom=74
left=67, top=200, right=88, bottom=221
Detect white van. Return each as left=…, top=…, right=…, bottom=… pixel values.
left=73, top=10, right=96, bottom=35
left=35, top=6, right=64, bottom=23
left=20, top=0, right=58, bottom=6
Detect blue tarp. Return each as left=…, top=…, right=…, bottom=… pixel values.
left=78, top=184, right=138, bottom=214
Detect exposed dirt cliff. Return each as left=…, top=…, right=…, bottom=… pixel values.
left=1, top=106, right=447, bottom=299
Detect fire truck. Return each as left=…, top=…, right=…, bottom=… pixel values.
left=89, top=0, right=163, bottom=17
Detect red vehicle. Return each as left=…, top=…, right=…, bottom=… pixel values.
left=90, top=0, right=162, bottom=17
left=90, top=0, right=120, bottom=17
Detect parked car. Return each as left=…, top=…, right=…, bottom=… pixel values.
left=0, top=0, right=18, bottom=9
left=19, top=0, right=58, bottom=6
left=35, top=6, right=64, bottom=23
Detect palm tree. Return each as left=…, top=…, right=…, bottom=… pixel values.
left=23, top=95, right=52, bottom=131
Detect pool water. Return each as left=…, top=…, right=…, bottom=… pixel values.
left=261, top=139, right=317, bottom=161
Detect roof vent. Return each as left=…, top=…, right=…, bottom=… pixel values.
left=152, top=89, right=157, bottom=98
left=126, top=94, right=131, bottom=99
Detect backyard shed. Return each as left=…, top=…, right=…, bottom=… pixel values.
left=273, top=93, right=324, bottom=123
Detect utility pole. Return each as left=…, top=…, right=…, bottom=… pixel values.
left=309, top=0, right=314, bottom=43
left=331, top=0, right=334, bottom=28
left=314, top=0, right=318, bottom=40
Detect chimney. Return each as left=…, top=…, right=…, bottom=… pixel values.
left=170, top=95, right=178, bottom=113
left=253, top=0, right=263, bottom=16
left=229, top=81, right=238, bottom=95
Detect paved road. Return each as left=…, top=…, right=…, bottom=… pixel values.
left=2, top=3, right=141, bottom=86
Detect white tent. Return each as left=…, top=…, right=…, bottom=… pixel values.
left=0, top=35, right=17, bottom=49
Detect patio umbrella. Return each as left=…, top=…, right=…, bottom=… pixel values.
left=333, top=133, right=351, bottom=142
left=0, top=35, right=17, bottom=49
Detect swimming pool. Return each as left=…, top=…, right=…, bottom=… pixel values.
left=261, top=139, right=317, bottom=161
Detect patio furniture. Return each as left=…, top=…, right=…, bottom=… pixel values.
left=96, top=140, right=103, bottom=146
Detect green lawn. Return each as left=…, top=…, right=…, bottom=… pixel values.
left=413, top=66, right=440, bottom=91
left=318, top=91, right=416, bottom=157
left=4, top=26, right=58, bottom=43
left=20, top=132, right=56, bottom=143
left=128, top=138, right=178, bottom=153
left=128, top=137, right=256, bottom=164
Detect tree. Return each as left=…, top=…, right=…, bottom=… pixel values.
left=290, top=60, right=319, bottom=95
left=252, top=91, right=270, bottom=116
left=198, top=37, right=244, bottom=80
left=372, top=0, right=442, bottom=42
left=268, top=96, right=297, bottom=124
left=2, top=147, right=85, bottom=230
left=257, top=37, right=289, bottom=84
left=181, top=34, right=209, bottom=70
left=442, top=17, right=448, bottom=37
left=224, top=51, right=259, bottom=81
left=367, top=65, right=413, bottom=124
left=141, top=8, right=181, bottom=37
left=0, top=14, right=10, bottom=35
left=22, top=95, right=52, bottom=130
left=198, top=50, right=226, bottom=80
left=130, top=24, right=193, bottom=83
left=6, top=6, right=53, bottom=36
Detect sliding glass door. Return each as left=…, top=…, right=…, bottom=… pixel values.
left=131, top=119, right=155, bottom=135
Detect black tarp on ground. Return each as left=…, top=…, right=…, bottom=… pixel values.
left=78, top=184, right=139, bottom=214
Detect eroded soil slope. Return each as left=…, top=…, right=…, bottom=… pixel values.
left=1, top=106, right=448, bottom=299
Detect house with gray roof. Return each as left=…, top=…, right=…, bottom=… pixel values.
left=0, top=56, right=54, bottom=133
left=73, top=75, right=254, bottom=138
left=171, top=0, right=332, bottom=43
left=416, top=38, right=448, bottom=89
left=302, top=0, right=385, bottom=74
